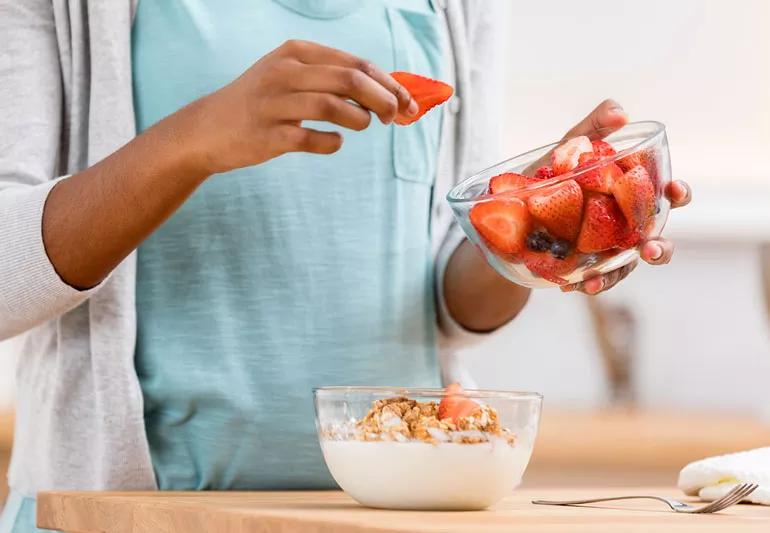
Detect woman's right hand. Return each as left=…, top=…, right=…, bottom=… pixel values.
left=187, top=39, right=418, bottom=175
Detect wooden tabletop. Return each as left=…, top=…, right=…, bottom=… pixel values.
left=38, top=488, right=769, bottom=533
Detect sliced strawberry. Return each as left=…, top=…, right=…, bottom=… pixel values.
left=591, top=140, right=617, bottom=157
left=391, top=71, right=453, bottom=126
left=616, top=226, right=643, bottom=250
left=526, top=179, right=583, bottom=240
left=534, top=166, right=555, bottom=180
left=612, top=165, right=656, bottom=230
left=469, top=198, right=531, bottom=256
left=551, top=135, right=593, bottom=175
left=617, top=147, right=659, bottom=189
left=438, top=383, right=480, bottom=423
left=576, top=193, right=626, bottom=253
left=488, top=172, right=538, bottom=194
left=522, top=250, right=579, bottom=285
left=575, top=154, right=623, bottom=194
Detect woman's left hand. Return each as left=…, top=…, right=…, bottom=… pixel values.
left=558, top=99, right=692, bottom=295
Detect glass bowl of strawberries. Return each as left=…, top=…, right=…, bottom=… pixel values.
left=447, top=121, right=671, bottom=288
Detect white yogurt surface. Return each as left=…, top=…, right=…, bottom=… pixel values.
left=321, top=439, right=533, bottom=510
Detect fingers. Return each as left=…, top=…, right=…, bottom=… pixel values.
left=561, top=261, right=638, bottom=295
left=290, top=65, right=400, bottom=124
left=277, top=92, right=373, bottom=131
left=641, top=239, right=674, bottom=265
left=562, top=99, right=629, bottom=140
left=274, top=125, right=343, bottom=155
left=665, top=180, right=692, bottom=208
left=280, top=40, right=417, bottom=118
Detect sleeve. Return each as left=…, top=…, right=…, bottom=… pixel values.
left=0, top=1, right=104, bottom=341
left=434, top=0, right=512, bottom=366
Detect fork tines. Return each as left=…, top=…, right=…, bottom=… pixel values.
left=694, top=483, right=759, bottom=514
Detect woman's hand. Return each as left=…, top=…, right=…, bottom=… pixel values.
left=43, top=40, right=413, bottom=290
left=188, top=39, right=417, bottom=175
left=559, top=99, right=693, bottom=295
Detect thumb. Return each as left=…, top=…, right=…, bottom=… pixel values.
left=563, top=99, right=629, bottom=140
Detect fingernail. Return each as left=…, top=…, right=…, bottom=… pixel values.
left=407, top=99, right=419, bottom=116
left=650, top=243, right=663, bottom=260
left=607, top=99, right=624, bottom=113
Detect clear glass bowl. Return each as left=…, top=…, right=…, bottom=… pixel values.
left=314, top=386, right=543, bottom=510
left=447, top=121, right=672, bottom=288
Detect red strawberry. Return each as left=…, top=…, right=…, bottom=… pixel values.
left=469, top=198, right=531, bottom=256
left=591, top=140, right=617, bottom=157
left=438, top=383, right=480, bottom=423
left=612, top=165, right=656, bottom=230
left=526, top=179, right=583, bottom=240
left=522, top=250, right=579, bottom=285
left=575, top=154, right=623, bottom=194
left=616, top=226, right=643, bottom=249
left=551, top=135, right=593, bottom=175
left=617, top=148, right=659, bottom=189
left=534, top=166, right=555, bottom=179
left=391, top=71, right=454, bottom=126
left=576, top=193, right=626, bottom=253
left=488, top=172, right=538, bottom=194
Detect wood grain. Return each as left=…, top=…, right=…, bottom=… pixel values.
left=38, top=488, right=769, bottom=533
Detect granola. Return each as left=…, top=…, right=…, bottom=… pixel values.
left=323, top=396, right=516, bottom=446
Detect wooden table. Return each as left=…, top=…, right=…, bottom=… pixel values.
left=38, top=488, right=769, bottom=532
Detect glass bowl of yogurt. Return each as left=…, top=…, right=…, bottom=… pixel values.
left=314, top=384, right=543, bottom=510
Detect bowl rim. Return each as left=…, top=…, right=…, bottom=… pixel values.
left=313, top=386, right=543, bottom=401
left=446, top=120, right=666, bottom=204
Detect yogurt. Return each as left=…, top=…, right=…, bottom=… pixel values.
left=321, top=438, right=534, bottom=510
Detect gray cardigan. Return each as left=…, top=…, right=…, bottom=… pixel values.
left=0, top=0, right=506, bottom=496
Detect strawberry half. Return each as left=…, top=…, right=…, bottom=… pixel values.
left=551, top=135, right=593, bottom=175
left=488, top=172, right=539, bottom=194
left=469, top=198, right=531, bottom=256
left=391, top=71, right=453, bottom=126
left=438, top=383, right=480, bottom=424
left=617, top=148, right=659, bottom=189
left=591, top=139, right=617, bottom=158
left=522, top=249, right=579, bottom=285
left=576, top=193, right=626, bottom=253
left=612, top=165, right=656, bottom=230
left=526, top=179, right=583, bottom=241
left=534, top=166, right=555, bottom=179
left=575, top=153, right=623, bottom=194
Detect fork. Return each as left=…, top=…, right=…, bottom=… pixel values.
left=532, top=483, right=759, bottom=514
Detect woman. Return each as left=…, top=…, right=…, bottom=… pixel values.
left=0, top=1, right=690, bottom=531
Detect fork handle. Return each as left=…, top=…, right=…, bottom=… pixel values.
left=533, top=496, right=673, bottom=506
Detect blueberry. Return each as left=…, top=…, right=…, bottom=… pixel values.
left=526, top=231, right=553, bottom=252
left=550, top=239, right=571, bottom=259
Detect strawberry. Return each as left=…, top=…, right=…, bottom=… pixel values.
left=591, top=139, right=617, bottom=157
left=616, top=226, right=643, bottom=250
left=438, top=383, right=480, bottom=423
left=522, top=249, right=579, bottom=285
left=617, top=147, right=659, bottom=189
left=575, top=154, right=623, bottom=194
left=612, top=165, right=656, bottom=230
left=576, top=193, right=626, bottom=253
left=469, top=198, right=531, bottom=256
left=551, top=135, right=593, bottom=175
left=391, top=71, right=454, bottom=126
left=488, top=172, right=538, bottom=194
left=526, top=179, right=583, bottom=240
left=534, top=166, right=555, bottom=179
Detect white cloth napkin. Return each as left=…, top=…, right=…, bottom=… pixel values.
left=678, top=447, right=770, bottom=505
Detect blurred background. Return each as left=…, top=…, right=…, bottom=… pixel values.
left=1, top=0, right=769, bottom=503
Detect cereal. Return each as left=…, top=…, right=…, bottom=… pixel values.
left=323, top=396, right=516, bottom=446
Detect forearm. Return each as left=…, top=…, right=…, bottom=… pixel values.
left=42, top=100, right=211, bottom=289
left=443, top=239, right=531, bottom=332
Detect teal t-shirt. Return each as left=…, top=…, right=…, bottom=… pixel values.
left=132, top=0, right=445, bottom=490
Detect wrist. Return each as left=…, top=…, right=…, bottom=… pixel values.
left=161, top=96, right=220, bottom=182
